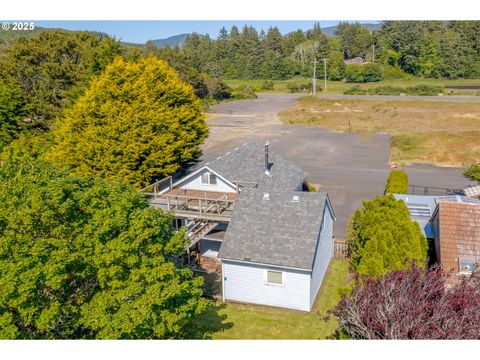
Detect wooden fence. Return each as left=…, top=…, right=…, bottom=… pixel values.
left=334, top=238, right=349, bottom=258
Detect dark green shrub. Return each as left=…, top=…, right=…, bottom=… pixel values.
left=385, top=170, right=409, bottom=195
left=232, top=85, right=258, bottom=100
left=463, top=163, right=480, bottom=182
left=345, top=64, right=382, bottom=83
left=261, top=80, right=274, bottom=91
left=371, top=86, right=403, bottom=95
left=405, top=83, right=444, bottom=96
left=343, top=85, right=366, bottom=95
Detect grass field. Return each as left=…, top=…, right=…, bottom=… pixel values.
left=183, top=258, right=350, bottom=339
left=279, top=97, right=480, bottom=167
left=224, top=78, right=480, bottom=96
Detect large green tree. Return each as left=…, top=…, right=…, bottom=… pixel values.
left=347, top=195, right=427, bottom=278
left=0, top=159, right=206, bottom=339
left=0, top=81, right=27, bottom=152
left=0, top=30, right=124, bottom=127
left=47, top=56, right=208, bottom=188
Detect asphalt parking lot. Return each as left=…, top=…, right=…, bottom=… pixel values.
left=203, top=94, right=472, bottom=238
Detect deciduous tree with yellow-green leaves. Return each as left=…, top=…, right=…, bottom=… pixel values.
left=48, top=56, right=208, bottom=188
left=0, top=158, right=207, bottom=339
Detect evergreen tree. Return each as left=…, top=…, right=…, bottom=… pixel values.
left=47, top=57, right=208, bottom=188
left=238, top=26, right=264, bottom=79
left=0, top=30, right=124, bottom=127
left=264, top=26, right=284, bottom=55
left=347, top=195, right=427, bottom=278
left=0, top=81, right=27, bottom=152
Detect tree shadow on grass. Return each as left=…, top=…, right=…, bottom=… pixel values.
left=180, top=302, right=233, bottom=339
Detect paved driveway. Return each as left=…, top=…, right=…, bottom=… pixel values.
left=202, top=94, right=471, bottom=238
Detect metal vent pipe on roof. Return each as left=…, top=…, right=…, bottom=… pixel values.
left=265, top=140, right=270, bottom=175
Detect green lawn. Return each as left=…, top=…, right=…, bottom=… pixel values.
left=224, top=78, right=480, bottom=95
left=183, top=258, right=350, bottom=339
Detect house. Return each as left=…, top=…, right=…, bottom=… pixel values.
left=343, top=57, right=365, bottom=65
left=395, top=193, right=480, bottom=275
left=430, top=197, right=480, bottom=276
left=140, top=141, right=336, bottom=311
left=219, top=190, right=335, bottom=312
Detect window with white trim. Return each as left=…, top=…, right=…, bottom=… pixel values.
left=266, top=270, right=283, bottom=286
left=209, top=174, right=217, bottom=185
left=459, top=258, right=476, bottom=274
left=201, top=172, right=217, bottom=185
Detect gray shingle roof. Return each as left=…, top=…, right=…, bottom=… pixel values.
left=205, top=141, right=309, bottom=192
left=218, top=189, right=331, bottom=270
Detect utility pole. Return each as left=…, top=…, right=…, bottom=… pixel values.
left=322, top=58, right=327, bottom=93
left=372, top=43, right=375, bottom=63
left=313, top=57, right=317, bottom=96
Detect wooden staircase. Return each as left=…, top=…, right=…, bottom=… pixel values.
left=187, top=220, right=219, bottom=247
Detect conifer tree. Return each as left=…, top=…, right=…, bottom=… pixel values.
left=48, top=57, right=208, bottom=188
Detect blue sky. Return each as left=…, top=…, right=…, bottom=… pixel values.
left=34, top=20, right=378, bottom=44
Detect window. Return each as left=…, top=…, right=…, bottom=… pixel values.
left=209, top=174, right=217, bottom=185
left=201, top=173, right=217, bottom=185
left=266, top=270, right=283, bottom=286
left=459, top=258, right=476, bottom=274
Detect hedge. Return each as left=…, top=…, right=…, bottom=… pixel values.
left=385, top=170, right=409, bottom=195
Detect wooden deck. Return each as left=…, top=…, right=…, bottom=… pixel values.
left=159, top=188, right=237, bottom=201
left=148, top=188, right=237, bottom=222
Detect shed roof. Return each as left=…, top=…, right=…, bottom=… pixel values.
left=393, top=194, right=438, bottom=238
left=205, top=141, right=309, bottom=192
left=433, top=201, right=480, bottom=269
left=218, top=189, right=333, bottom=270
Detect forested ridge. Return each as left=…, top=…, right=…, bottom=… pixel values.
left=153, top=21, right=480, bottom=81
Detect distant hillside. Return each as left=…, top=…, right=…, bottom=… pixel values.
left=151, top=33, right=189, bottom=48
left=0, top=26, right=121, bottom=46
left=0, top=26, right=45, bottom=44
left=147, top=23, right=381, bottom=48
left=321, top=23, right=381, bottom=36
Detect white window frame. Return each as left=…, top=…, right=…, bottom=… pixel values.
left=458, top=257, right=476, bottom=275
left=265, top=270, right=284, bottom=287
left=201, top=173, right=209, bottom=185
left=209, top=173, right=217, bottom=185
left=200, top=172, right=217, bottom=186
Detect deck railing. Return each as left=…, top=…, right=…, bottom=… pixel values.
left=139, top=176, right=173, bottom=197
left=164, top=193, right=235, bottom=214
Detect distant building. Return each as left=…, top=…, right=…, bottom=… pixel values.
left=343, top=57, right=366, bottom=65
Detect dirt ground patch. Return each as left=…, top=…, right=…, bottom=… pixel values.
left=279, top=97, right=480, bottom=167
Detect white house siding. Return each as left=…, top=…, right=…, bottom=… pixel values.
left=309, top=206, right=334, bottom=308
left=178, top=169, right=236, bottom=193
left=222, top=260, right=312, bottom=311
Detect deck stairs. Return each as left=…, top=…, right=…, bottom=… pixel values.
left=187, top=220, right=219, bottom=247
